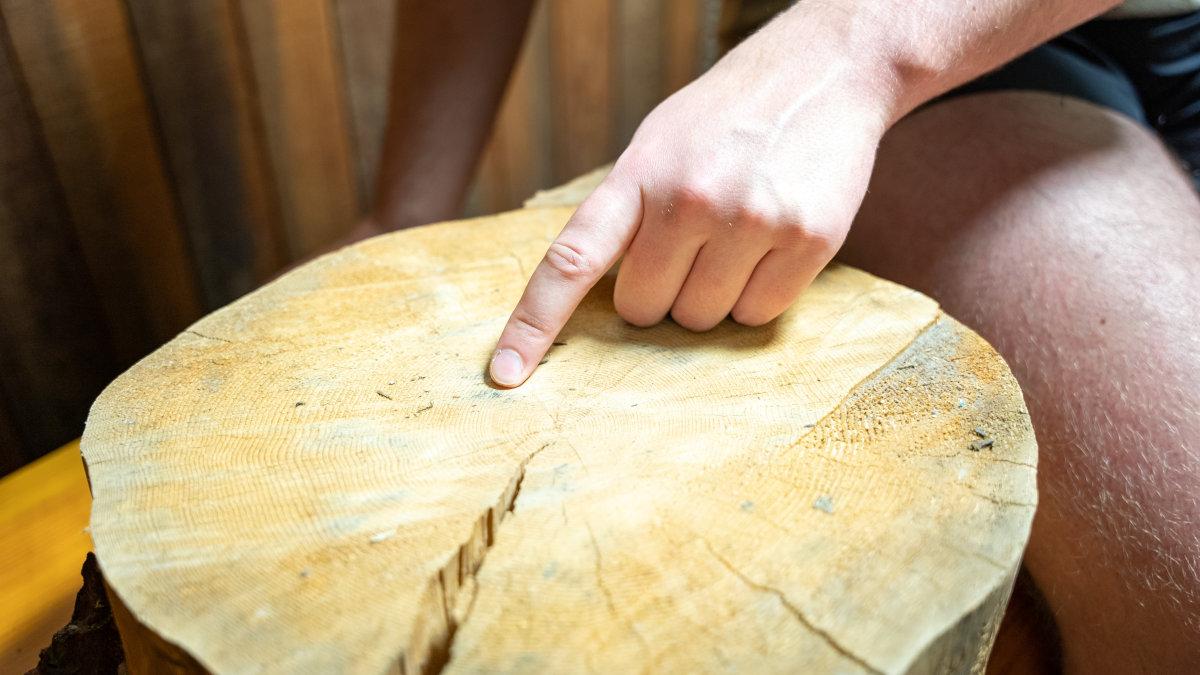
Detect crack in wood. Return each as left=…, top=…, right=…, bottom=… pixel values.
left=937, top=539, right=1011, bottom=572
left=585, top=520, right=652, bottom=657
left=701, top=539, right=885, bottom=675
left=966, top=491, right=1037, bottom=509
left=422, top=441, right=552, bottom=675
left=184, top=329, right=233, bottom=344
left=785, top=312, right=945, bottom=453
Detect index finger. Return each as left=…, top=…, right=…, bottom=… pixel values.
left=489, top=175, right=643, bottom=387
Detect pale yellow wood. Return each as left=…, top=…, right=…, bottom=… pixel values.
left=0, top=441, right=93, bottom=674
left=83, top=193, right=1036, bottom=673
left=523, top=163, right=613, bottom=208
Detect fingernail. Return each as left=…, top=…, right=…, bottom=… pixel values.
left=489, top=348, right=524, bottom=387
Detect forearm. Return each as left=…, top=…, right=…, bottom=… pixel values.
left=715, top=0, right=1122, bottom=129
left=370, top=0, right=534, bottom=232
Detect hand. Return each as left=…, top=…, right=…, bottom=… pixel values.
left=488, top=28, right=893, bottom=387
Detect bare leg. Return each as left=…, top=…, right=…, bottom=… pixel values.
left=353, top=0, right=534, bottom=240
left=841, top=92, right=1200, bottom=673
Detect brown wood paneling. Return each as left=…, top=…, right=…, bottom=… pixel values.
left=0, top=404, right=20, bottom=477
left=548, top=0, right=616, bottom=182
left=467, top=0, right=720, bottom=214
left=0, top=14, right=117, bottom=472
left=664, top=0, right=706, bottom=95
left=237, top=0, right=361, bottom=259
left=331, top=0, right=395, bottom=208
left=0, top=0, right=731, bottom=473
left=0, top=0, right=203, bottom=362
left=124, top=0, right=288, bottom=307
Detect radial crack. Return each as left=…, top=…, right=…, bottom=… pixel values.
left=701, top=539, right=885, bottom=675
left=967, top=490, right=1037, bottom=509
left=586, top=521, right=652, bottom=656
left=421, top=441, right=551, bottom=675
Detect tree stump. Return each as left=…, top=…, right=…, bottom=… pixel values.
left=82, top=181, right=1037, bottom=674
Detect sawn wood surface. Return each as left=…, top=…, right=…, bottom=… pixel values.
left=82, top=189, right=1037, bottom=674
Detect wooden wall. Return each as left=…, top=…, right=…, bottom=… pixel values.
left=0, top=0, right=719, bottom=475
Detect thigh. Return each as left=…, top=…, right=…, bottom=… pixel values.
left=841, top=91, right=1200, bottom=673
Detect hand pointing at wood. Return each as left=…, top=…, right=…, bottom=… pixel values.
left=489, top=0, right=1122, bottom=388
left=488, top=13, right=891, bottom=387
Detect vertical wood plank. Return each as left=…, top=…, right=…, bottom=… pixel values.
left=0, top=403, right=20, bottom=476
left=124, top=0, right=288, bottom=307
left=0, top=0, right=203, bottom=361
left=616, top=0, right=664, bottom=148
left=330, top=0, right=394, bottom=208
left=0, top=14, right=118, bottom=470
left=666, top=0, right=721, bottom=93
left=548, top=0, right=616, bottom=182
left=663, top=0, right=703, bottom=95
left=237, top=0, right=361, bottom=259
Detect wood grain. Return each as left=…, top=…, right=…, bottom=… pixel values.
left=664, top=0, right=704, bottom=94
left=84, top=193, right=1036, bottom=672
left=662, top=0, right=721, bottom=93
left=0, top=441, right=93, bottom=674
left=0, top=0, right=203, bottom=360
left=124, top=0, right=288, bottom=307
left=237, top=0, right=361, bottom=259
left=523, top=163, right=614, bottom=209
left=0, top=11, right=116, bottom=468
left=0, top=0, right=746, bottom=472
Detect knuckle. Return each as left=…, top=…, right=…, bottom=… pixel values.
left=543, top=241, right=599, bottom=282
left=774, top=220, right=810, bottom=247
left=733, top=205, right=775, bottom=234
left=804, top=226, right=845, bottom=256
left=509, top=307, right=554, bottom=340
left=776, top=220, right=840, bottom=255
left=669, top=182, right=721, bottom=216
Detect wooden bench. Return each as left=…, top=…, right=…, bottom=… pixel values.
left=0, top=441, right=91, bottom=674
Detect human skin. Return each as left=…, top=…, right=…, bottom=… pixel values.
left=346, top=0, right=535, bottom=244
left=842, top=91, right=1200, bottom=673
left=487, top=0, right=1121, bottom=387
left=364, top=1, right=1200, bottom=670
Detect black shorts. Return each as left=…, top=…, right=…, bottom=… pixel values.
left=945, top=11, right=1200, bottom=185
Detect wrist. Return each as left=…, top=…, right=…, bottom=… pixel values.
left=709, top=2, right=915, bottom=138
left=747, top=1, right=1123, bottom=130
